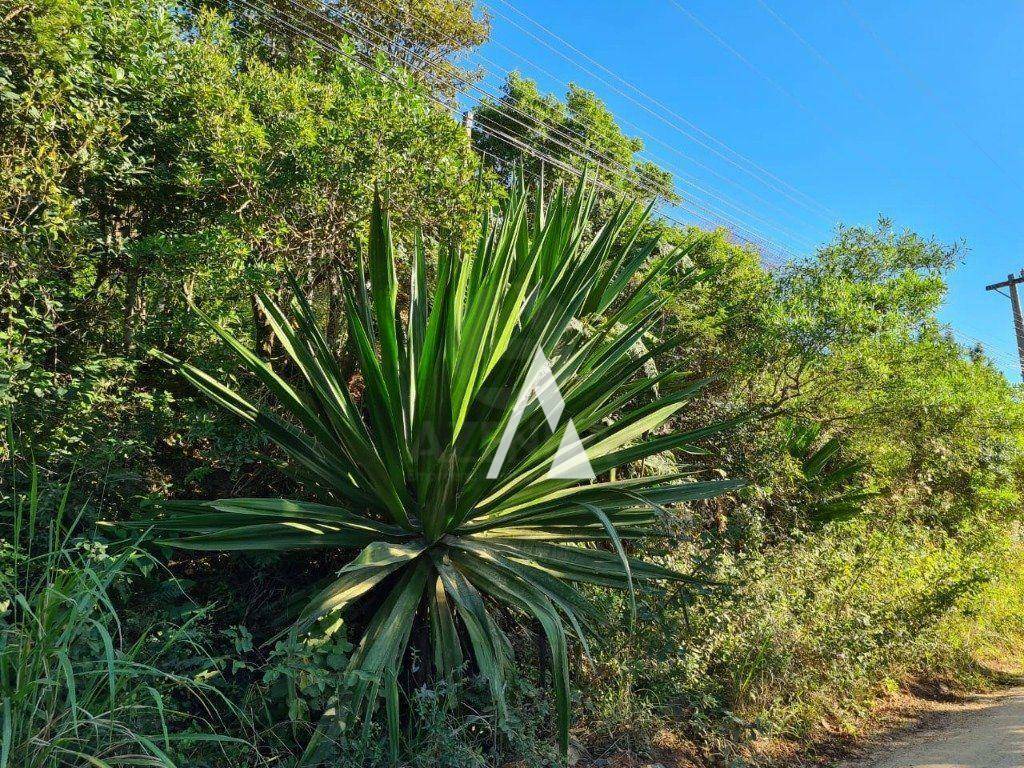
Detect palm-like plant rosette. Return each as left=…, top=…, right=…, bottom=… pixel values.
left=132, top=185, right=741, bottom=758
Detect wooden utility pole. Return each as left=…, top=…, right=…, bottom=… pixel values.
left=985, top=270, right=1024, bottom=380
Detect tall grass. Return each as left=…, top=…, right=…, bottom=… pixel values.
left=0, top=466, right=252, bottom=768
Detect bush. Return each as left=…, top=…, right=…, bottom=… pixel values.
left=580, top=516, right=1024, bottom=763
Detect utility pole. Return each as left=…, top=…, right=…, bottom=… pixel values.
left=985, top=270, right=1024, bottom=380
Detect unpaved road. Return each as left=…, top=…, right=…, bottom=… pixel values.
left=840, top=687, right=1024, bottom=768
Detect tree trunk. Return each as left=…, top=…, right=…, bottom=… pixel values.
left=123, top=267, right=140, bottom=352
left=325, top=264, right=343, bottom=352
left=251, top=293, right=275, bottom=358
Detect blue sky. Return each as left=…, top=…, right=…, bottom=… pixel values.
left=468, top=0, right=1024, bottom=379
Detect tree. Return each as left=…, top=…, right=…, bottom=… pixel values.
left=760, top=217, right=959, bottom=414
left=174, top=11, right=485, bottom=349
left=473, top=73, right=677, bottom=220
left=0, top=0, right=486, bottom=489
left=214, top=0, right=489, bottom=95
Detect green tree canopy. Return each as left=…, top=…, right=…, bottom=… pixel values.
left=0, top=0, right=485, bottom=477
left=215, top=0, right=489, bottom=95
left=473, top=72, right=677, bottom=216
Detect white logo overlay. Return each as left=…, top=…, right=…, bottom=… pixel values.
left=486, top=348, right=595, bottom=481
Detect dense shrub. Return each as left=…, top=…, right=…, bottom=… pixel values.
left=580, top=516, right=1024, bottom=763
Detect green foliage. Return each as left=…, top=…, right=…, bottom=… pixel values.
left=779, top=419, right=876, bottom=528
left=758, top=217, right=960, bottom=414
left=582, top=214, right=1024, bottom=763
left=582, top=517, right=1024, bottom=762
left=1, top=0, right=485, bottom=500
left=232, top=617, right=355, bottom=724
left=216, top=0, right=489, bottom=94
left=0, top=467, right=251, bottom=767
left=3, top=0, right=1024, bottom=764
left=127, top=187, right=741, bottom=761
left=774, top=217, right=956, bottom=357
left=474, top=73, right=676, bottom=220
left=662, top=216, right=1024, bottom=541
left=835, top=330, right=1024, bottom=529
left=659, top=226, right=772, bottom=377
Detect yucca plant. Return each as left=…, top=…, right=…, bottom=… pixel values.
left=782, top=419, right=876, bottom=527
left=130, top=185, right=741, bottom=761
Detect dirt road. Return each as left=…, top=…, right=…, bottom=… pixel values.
left=840, top=687, right=1024, bottom=768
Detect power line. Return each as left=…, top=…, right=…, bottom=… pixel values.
left=336, top=0, right=816, bottom=253
left=438, top=23, right=825, bottom=239
left=664, top=0, right=840, bottom=140
left=459, top=46, right=820, bottom=252
left=275, top=0, right=798, bottom=262
left=480, top=0, right=837, bottom=222
left=221, top=0, right=787, bottom=264
left=751, top=0, right=1008, bottom=226
left=752, top=0, right=869, bottom=106
left=949, top=329, right=1021, bottom=367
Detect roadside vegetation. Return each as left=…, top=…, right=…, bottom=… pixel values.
left=3, top=0, right=1023, bottom=766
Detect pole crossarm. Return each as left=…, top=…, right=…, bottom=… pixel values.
left=985, top=275, right=1024, bottom=291
left=985, top=270, right=1024, bottom=381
